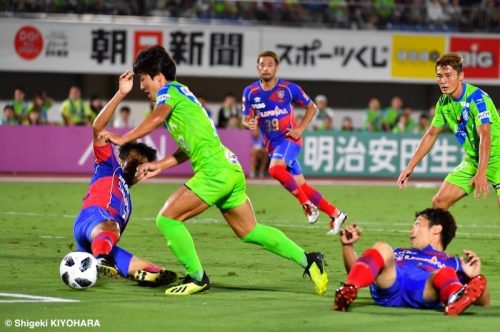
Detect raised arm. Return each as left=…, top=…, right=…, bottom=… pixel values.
left=339, top=224, right=362, bottom=273
left=93, top=71, right=134, bottom=145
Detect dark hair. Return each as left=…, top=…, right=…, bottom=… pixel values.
left=118, top=142, right=157, bottom=186
left=120, top=106, right=131, bottom=114
left=257, top=50, right=279, bottom=65
left=3, top=104, right=14, bottom=111
left=133, top=45, right=176, bottom=81
left=435, top=52, right=463, bottom=74
left=415, top=208, right=457, bottom=250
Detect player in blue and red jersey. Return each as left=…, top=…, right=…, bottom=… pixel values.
left=242, top=50, right=347, bottom=235
left=334, top=208, right=490, bottom=315
left=73, top=71, right=177, bottom=286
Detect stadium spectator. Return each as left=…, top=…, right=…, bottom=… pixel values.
left=398, top=52, right=500, bottom=208
left=60, top=86, right=93, bottom=126
left=341, top=116, right=354, bottom=131
left=1, top=104, right=19, bottom=126
left=27, top=109, right=43, bottom=125
left=392, top=106, right=417, bottom=134
left=382, top=96, right=403, bottom=131
left=364, top=97, right=383, bottom=132
left=334, top=208, right=490, bottom=315
left=197, top=95, right=213, bottom=119
left=310, top=95, right=335, bottom=131
left=73, top=70, right=177, bottom=286
left=101, top=46, right=329, bottom=296
left=317, top=114, right=334, bottom=131
left=417, top=113, right=430, bottom=133
left=89, top=94, right=104, bottom=121
left=28, top=91, right=54, bottom=124
left=426, top=0, right=448, bottom=27
left=11, top=87, right=29, bottom=124
left=249, top=129, right=268, bottom=178
left=217, top=92, right=240, bottom=128
left=113, top=105, right=135, bottom=128
left=242, top=50, right=347, bottom=235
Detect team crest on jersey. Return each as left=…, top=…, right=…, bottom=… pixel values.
left=462, top=110, right=469, bottom=121
left=277, top=90, right=284, bottom=99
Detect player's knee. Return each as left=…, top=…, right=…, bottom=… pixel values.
left=372, top=242, right=393, bottom=259
left=432, top=194, right=449, bottom=209
left=268, top=165, right=280, bottom=178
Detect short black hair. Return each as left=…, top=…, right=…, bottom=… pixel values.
left=118, top=142, right=157, bottom=186
left=415, top=208, right=457, bottom=250
left=133, top=45, right=176, bottom=81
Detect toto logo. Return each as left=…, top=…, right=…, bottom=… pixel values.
left=14, top=25, right=44, bottom=60
left=457, top=44, right=493, bottom=68
left=396, top=49, right=440, bottom=63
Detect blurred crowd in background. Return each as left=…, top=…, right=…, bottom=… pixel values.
left=2, top=0, right=500, bottom=33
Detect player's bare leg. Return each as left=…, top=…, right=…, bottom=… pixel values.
left=432, top=181, right=467, bottom=209
left=129, top=256, right=178, bottom=286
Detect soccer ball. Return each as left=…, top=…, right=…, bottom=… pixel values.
left=60, top=252, right=98, bottom=289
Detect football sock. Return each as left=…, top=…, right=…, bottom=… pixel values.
left=241, top=223, right=308, bottom=268
left=91, top=230, right=119, bottom=257
left=156, top=215, right=204, bottom=282
left=109, top=245, right=133, bottom=277
left=300, top=183, right=339, bottom=216
left=432, top=267, right=463, bottom=304
left=346, top=248, right=385, bottom=288
left=268, top=165, right=309, bottom=205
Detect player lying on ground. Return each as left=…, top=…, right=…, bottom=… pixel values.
left=101, top=46, right=328, bottom=296
left=334, top=208, right=490, bottom=315
left=72, top=71, right=177, bottom=286
left=242, top=50, right=347, bottom=235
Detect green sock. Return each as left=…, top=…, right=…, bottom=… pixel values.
left=241, top=223, right=307, bottom=268
left=156, top=215, right=204, bottom=281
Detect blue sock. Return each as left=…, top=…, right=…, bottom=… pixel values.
left=109, top=245, right=133, bottom=277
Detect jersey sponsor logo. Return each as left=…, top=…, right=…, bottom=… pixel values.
left=252, top=102, right=266, bottom=110
left=478, top=111, right=490, bottom=121
left=259, top=106, right=289, bottom=118
left=157, top=93, right=169, bottom=103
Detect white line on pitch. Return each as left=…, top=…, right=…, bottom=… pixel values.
left=0, top=293, right=79, bottom=303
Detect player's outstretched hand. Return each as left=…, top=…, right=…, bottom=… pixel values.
left=118, top=70, right=134, bottom=96
left=469, top=173, right=489, bottom=200
left=136, top=161, right=162, bottom=182
left=339, top=223, right=362, bottom=246
left=397, top=167, right=413, bottom=189
left=460, top=249, right=482, bottom=279
left=99, top=131, right=126, bottom=146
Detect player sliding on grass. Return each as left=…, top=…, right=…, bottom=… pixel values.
left=242, top=50, right=347, bottom=235
left=334, top=208, right=490, bottom=316
left=398, top=52, right=500, bottom=208
left=100, top=45, right=328, bottom=296
left=73, top=71, right=177, bottom=286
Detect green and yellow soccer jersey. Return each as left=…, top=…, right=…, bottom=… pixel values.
left=432, top=83, right=500, bottom=159
left=156, top=81, right=242, bottom=173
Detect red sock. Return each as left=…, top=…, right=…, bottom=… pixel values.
left=269, top=165, right=309, bottom=205
left=432, top=267, right=463, bottom=304
left=346, top=249, right=385, bottom=288
left=91, top=230, right=119, bottom=257
left=301, top=183, right=338, bottom=216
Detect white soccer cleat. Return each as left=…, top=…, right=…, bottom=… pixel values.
left=327, top=211, right=348, bottom=236
left=303, top=203, right=319, bottom=224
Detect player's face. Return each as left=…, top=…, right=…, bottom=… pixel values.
left=257, top=56, right=278, bottom=83
left=436, top=65, right=463, bottom=98
left=139, top=73, right=162, bottom=102
left=409, top=216, right=434, bottom=249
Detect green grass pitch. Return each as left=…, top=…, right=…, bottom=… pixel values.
left=0, top=181, right=499, bottom=331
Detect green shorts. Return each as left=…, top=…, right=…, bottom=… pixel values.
left=445, top=154, right=500, bottom=196
left=185, top=166, right=248, bottom=210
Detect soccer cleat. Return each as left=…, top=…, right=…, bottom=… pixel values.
left=164, top=272, right=210, bottom=296
left=444, top=275, right=487, bottom=316
left=303, top=203, right=320, bottom=224
left=97, top=256, right=118, bottom=278
left=303, top=252, right=328, bottom=295
left=133, top=268, right=178, bottom=287
left=333, top=283, right=358, bottom=312
left=327, top=211, right=348, bottom=236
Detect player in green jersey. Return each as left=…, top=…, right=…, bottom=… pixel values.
left=101, top=46, right=328, bottom=296
left=398, top=52, right=500, bottom=208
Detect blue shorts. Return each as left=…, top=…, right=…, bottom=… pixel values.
left=370, top=265, right=441, bottom=309
left=270, top=140, right=303, bottom=175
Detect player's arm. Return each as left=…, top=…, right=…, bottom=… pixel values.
left=136, top=148, right=188, bottom=181
left=287, top=101, right=317, bottom=140
left=339, top=224, right=362, bottom=273
left=242, top=114, right=259, bottom=130
left=398, top=125, right=444, bottom=188
left=93, top=71, right=134, bottom=146
left=470, top=123, right=491, bottom=199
